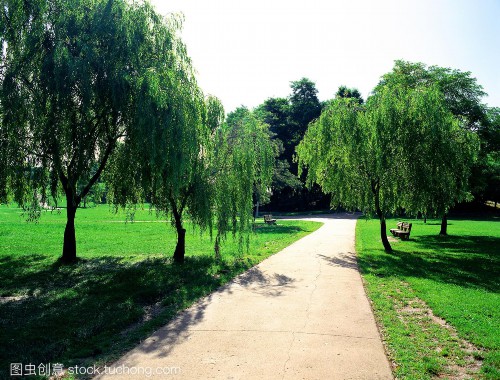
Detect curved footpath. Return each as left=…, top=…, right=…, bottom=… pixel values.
left=96, top=214, right=393, bottom=379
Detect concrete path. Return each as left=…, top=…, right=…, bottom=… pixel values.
left=96, top=215, right=393, bottom=380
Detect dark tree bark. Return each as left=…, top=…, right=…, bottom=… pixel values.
left=58, top=140, right=114, bottom=264
left=214, top=234, right=221, bottom=261
left=440, top=213, right=448, bottom=235
left=171, top=200, right=186, bottom=264
left=419, top=211, right=427, bottom=223
left=372, top=181, right=392, bottom=252
left=377, top=211, right=393, bottom=252
left=61, top=192, right=78, bottom=263
left=173, top=225, right=186, bottom=264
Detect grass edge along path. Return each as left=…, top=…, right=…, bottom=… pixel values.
left=356, top=217, right=499, bottom=380
left=0, top=205, right=322, bottom=379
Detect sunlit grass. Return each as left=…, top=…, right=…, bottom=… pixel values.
left=0, top=204, right=321, bottom=379
left=356, top=217, right=500, bottom=379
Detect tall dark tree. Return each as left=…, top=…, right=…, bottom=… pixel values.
left=289, top=78, right=322, bottom=150
left=0, top=0, right=190, bottom=262
left=336, top=86, right=364, bottom=104
left=254, top=98, right=301, bottom=194
left=252, top=80, right=327, bottom=212
left=472, top=107, right=500, bottom=205
left=256, top=98, right=290, bottom=136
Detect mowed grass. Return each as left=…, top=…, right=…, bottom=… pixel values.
left=0, top=204, right=321, bottom=379
left=356, top=217, right=499, bottom=379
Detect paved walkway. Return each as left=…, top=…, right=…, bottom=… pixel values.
left=96, top=215, right=393, bottom=379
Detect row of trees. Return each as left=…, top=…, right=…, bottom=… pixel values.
left=0, top=0, right=274, bottom=264
left=1, top=1, right=498, bottom=259
left=249, top=68, right=498, bottom=216
left=297, top=60, right=495, bottom=251
left=230, top=61, right=500, bottom=246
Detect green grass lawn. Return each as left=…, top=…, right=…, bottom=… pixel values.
left=0, top=204, right=321, bottom=379
left=356, top=217, right=499, bottom=379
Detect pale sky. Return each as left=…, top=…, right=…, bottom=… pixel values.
left=151, top=0, right=500, bottom=114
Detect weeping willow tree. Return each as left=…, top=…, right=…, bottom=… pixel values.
left=297, top=82, right=475, bottom=252
left=212, top=108, right=274, bottom=259
left=369, top=83, right=479, bottom=237
left=375, top=60, right=484, bottom=234
left=106, top=55, right=220, bottom=264
left=296, top=96, right=400, bottom=251
left=0, top=0, right=189, bottom=262
left=108, top=98, right=274, bottom=263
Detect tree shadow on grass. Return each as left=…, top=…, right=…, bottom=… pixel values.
left=358, top=234, right=500, bottom=294
left=423, top=222, right=451, bottom=226
left=0, top=253, right=275, bottom=378
left=253, top=223, right=307, bottom=234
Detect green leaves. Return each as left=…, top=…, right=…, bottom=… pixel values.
left=213, top=108, right=275, bottom=247
left=297, top=63, right=481, bottom=246
left=0, top=0, right=202, bottom=259
left=298, top=97, right=371, bottom=212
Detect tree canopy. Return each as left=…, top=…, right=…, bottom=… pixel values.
left=375, top=60, right=487, bottom=130
left=106, top=62, right=214, bottom=263
left=254, top=99, right=301, bottom=193
left=374, top=60, right=485, bottom=233
left=107, top=101, right=275, bottom=264
left=335, top=86, right=364, bottom=104
left=0, top=0, right=192, bottom=262
left=471, top=106, right=500, bottom=205
left=297, top=70, right=479, bottom=251
left=289, top=78, right=322, bottom=151
left=253, top=79, right=329, bottom=212
left=213, top=107, right=274, bottom=257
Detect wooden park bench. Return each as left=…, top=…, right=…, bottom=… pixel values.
left=263, top=214, right=277, bottom=225
left=390, top=221, right=412, bottom=240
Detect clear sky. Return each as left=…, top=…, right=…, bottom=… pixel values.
left=151, top=0, right=500, bottom=114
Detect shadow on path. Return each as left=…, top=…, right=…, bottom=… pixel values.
left=318, top=252, right=359, bottom=270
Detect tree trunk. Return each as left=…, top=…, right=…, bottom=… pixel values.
left=379, top=214, right=392, bottom=252
left=61, top=196, right=78, bottom=263
left=424, top=215, right=427, bottom=224
left=440, top=213, right=448, bottom=235
left=173, top=226, right=186, bottom=264
left=214, top=234, right=221, bottom=261
left=373, top=185, right=392, bottom=252
left=172, top=206, right=186, bottom=264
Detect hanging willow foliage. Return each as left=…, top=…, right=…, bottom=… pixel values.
left=107, top=85, right=275, bottom=263
left=0, top=0, right=194, bottom=262
left=297, top=80, right=478, bottom=252
left=211, top=109, right=275, bottom=259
